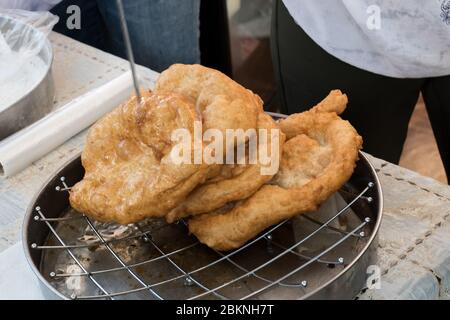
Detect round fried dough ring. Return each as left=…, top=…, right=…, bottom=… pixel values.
left=154, top=64, right=264, bottom=142
left=189, top=90, right=363, bottom=251
left=155, top=64, right=284, bottom=222
left=69, top=91, right=210, bottom=224
left=166, top=112, right=286, bottom=223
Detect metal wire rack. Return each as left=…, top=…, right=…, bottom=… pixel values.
left=28, top=173, right=376, bottom=300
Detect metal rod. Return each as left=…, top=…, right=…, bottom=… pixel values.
left=240, top=220, right=368, bottom=300
left=35, top=215, right=84, bottom=222
left=270, top=240, right=342, bottom=266
left=43, top=178, right=373, bottom=300
left=76, top=220, right=290, bottom=299
left=115, top=0, right=141, bottom=102
left=187, top=184, right=371, bottom=300
left=35, top=229, right=156, bottom=250
left=189, top=219, right=314, bottom=288
left=84, top=216, right=164, bottom=300
left=213, top=248, right=308, bottom=288
left=137, top=225, right=227, bottom=300
left=52, top=242, right=199, bottom=278
left=299, top=214, right=363, bottom=238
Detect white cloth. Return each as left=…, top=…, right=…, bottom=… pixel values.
left=0, top=242, right=46, bottom=300
left=282, top=0, right=450, bottom=78
left=0, top=0, right=62, bottom=11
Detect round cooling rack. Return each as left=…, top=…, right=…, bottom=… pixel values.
left=23, top=113, right=383, bottom=300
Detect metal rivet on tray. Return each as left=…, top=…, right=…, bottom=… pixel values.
left=184, top=277, right=194, bottom=286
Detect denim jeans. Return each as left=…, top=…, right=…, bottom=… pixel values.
left=51, top=0, right=200, bottom=72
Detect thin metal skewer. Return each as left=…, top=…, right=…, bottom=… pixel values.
left=115, top=0, right=142, bottom=102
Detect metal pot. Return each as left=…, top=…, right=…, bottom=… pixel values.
left=0, top=15, right=54, bottom=140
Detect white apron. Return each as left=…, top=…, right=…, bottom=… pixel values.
left=283, top=0, right=450, bottom=78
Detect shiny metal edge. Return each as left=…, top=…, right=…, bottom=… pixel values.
left=22, top=113, right=383, bottom=300
left=0, top=15, right=54, bottom=140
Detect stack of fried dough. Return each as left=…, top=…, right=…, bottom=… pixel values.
left=70, top=64, right=362, bottom=251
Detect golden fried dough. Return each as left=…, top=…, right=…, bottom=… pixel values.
left=166, top=112, right=285, bottom=223
left=69, top=91, right=210, bottom=224
left=189, top=90, right=363, bottom=251
left=155, top=64, right=284, bottom=222
left=154, top=64, right=263, bottom=151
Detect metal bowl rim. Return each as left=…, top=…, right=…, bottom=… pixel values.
left=22, top=152, right=78, bottom=300
left=0, top=15, right=53, bottom=112
left=22, top=112, right=383, bottom=300
left=302, top=151, right=383, bottom=299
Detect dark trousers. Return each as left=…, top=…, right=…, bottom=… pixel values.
left=51, top=0, right=201, bottom=72
left=271, top=0, right=450, bottom=183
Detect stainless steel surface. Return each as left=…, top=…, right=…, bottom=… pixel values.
left=115, top=0, right=141, bottom=102
left=23, top=113, right=383, bottom=300
left=0, top=16, right=54, bottom=141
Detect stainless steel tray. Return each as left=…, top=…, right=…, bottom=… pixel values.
left=23, top=114, right=383, bottom=300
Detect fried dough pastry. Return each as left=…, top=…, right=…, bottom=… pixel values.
left=166, top=112, right=286, bottom=223
left=69, top=91, right=210, bottom=224
left=189, top=90, right=363, bottom=251
left=155, top=64, right=283, bottom=222
left=154, top=64, right=263, bottom=151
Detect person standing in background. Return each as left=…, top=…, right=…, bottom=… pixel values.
left=0, top=0, right=201, bottom=72
left=271, top=0, right=450, bottom=183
